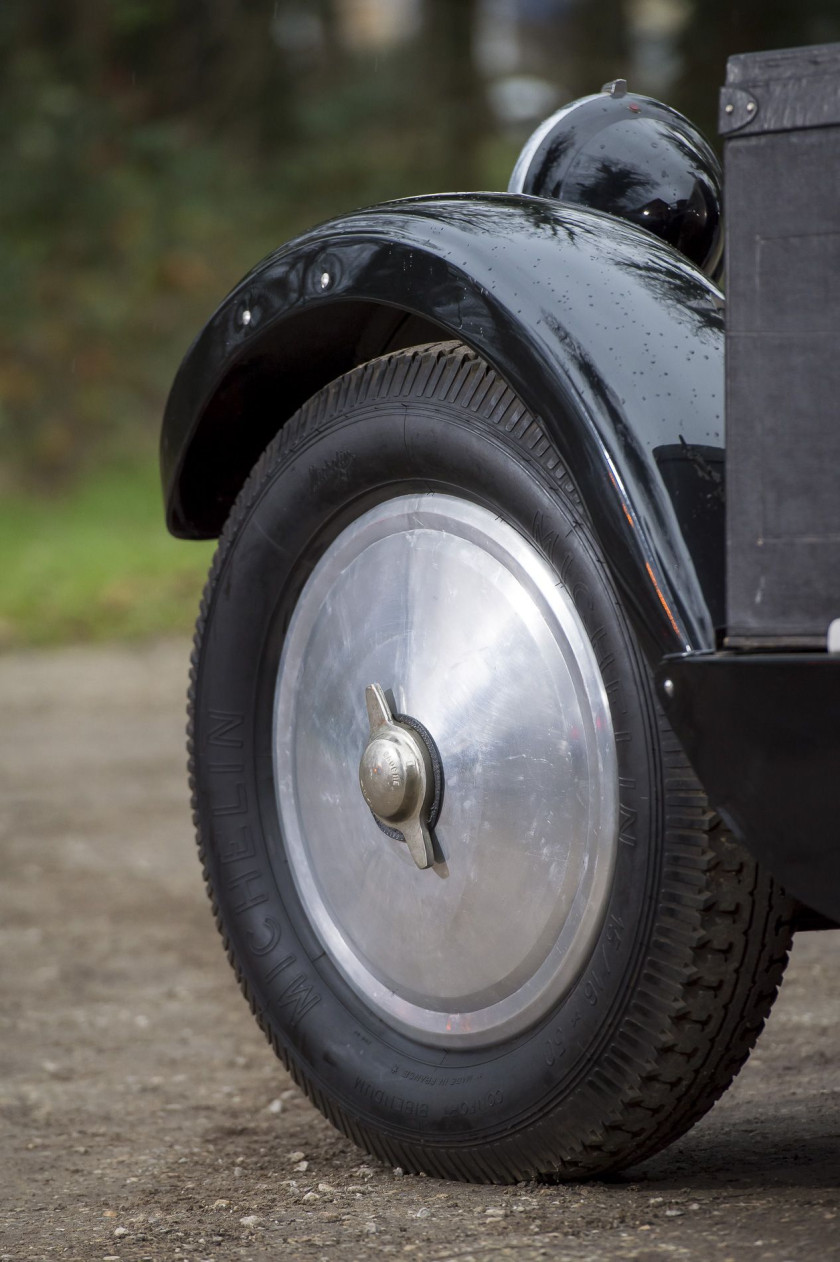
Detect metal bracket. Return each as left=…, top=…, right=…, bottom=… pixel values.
left=719, top=86, right=760, bottom=135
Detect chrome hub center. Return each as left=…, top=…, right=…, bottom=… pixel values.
left=359, top=731, right=424, bottom=821
left=273, top=494, right=619, bottom=1047
left=359, top=683, right=435, bottom=869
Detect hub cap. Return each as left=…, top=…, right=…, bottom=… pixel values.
left=358, top=683, right=436, bottom=871
left=273, top=495, right=618, bottom=1047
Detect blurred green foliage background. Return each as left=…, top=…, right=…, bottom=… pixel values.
left=2, top=0, right=839, bottom=647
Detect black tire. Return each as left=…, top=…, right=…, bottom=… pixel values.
left=188, top=342, right=793, bottom=1182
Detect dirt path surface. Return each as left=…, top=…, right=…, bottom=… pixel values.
left=1, top=640, right=839, bottom=1262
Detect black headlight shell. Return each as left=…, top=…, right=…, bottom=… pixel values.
left=509, top=79, right=723, bottom=279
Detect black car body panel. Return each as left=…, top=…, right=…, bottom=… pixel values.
left=656, top=45, right=840, bottom=918
left=657, top=652, right=840, bottom=921
left=161, top=192, right=725, bottom=660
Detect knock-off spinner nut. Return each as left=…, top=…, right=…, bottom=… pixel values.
left=359, top=684, right=435, bottom=870
left=359, top=731, right=424, bottom=822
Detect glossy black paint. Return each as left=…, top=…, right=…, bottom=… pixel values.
left=656, top=652, right=840, bottom=921
left=510, top=90, right=723, bottom=277
left=161, top=193, right=725, bottom=659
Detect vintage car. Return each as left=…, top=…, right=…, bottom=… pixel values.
left=160, top=42, right=840, bottom=1182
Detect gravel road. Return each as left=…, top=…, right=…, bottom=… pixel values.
left=1, top=639, right=839, bottom=1261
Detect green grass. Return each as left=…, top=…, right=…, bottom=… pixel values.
left=0, top=461, right=215, bottom=648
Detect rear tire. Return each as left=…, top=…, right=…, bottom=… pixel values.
left=188, top=342, right=793, bottom=1181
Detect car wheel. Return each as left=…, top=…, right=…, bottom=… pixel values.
left=188, top=341, right=793, bottom=1181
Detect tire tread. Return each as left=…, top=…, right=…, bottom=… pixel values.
left=187, top=341, right=793, bottom=1182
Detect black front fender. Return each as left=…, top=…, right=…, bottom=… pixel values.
left=161, top=192, right=724, bottom=659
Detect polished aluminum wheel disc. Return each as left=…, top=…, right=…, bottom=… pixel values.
left=273, top=495, right=618, bottom=1047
